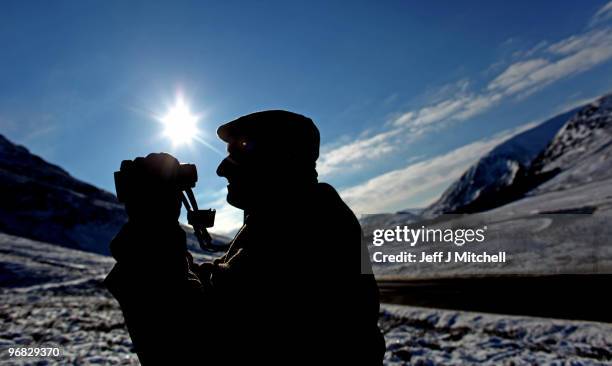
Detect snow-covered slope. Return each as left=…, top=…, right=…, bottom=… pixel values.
left=0, top=232, right=134, bottom=364
left=370, top=176, right=612, bottom=279
left=423, top=107, right=580, bottom=217
left=0, top=231, right=222, bottom=364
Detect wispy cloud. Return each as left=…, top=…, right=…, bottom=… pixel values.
left=488, top=59, right=550, bottom=92
left=339, top=122, right=537, bottom=214
left=589, top=1, right=612, bottom=27
left=317, top=129, right=401, bottom=175
left=22, top=123, right=58, bottom=143
left=393, top=96, right=467, bottom=128
left=391, top=79, right=482, bottom=130
left=491, top=28, right=612, bottom=98
left=512, top=40, right=549, bottom=59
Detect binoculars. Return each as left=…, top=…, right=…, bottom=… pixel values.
left=114, top=157, right=216, bottom=250
left=114, top=161, right=198, bottom=201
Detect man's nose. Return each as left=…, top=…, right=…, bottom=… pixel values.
left=216, top=157, right=234, bottom=178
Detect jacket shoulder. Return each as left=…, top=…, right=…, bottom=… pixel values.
left=316, top=183, right=360, bottom=225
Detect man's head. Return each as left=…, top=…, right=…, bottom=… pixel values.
left=216, top=110, right=320, bottom=210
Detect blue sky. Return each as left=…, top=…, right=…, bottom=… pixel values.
left=2, top=0, right=612, bottom=234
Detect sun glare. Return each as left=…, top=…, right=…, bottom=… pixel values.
left=160, top=97, right=200, bottom=146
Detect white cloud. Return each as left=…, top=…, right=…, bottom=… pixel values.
left=538, top=42, right=612, bottom=77
left=513, top=40, right=549, bottom=59
left=453, top=93, right=502, bottom=120
left=489, top=28, right=612, bottom=97
left=393, top=111, right=414, bottom=126
left=548, top=29, right=612, bottom=55
left=317, top=128, right=401, bottom=176
left=408, top=98, right=466, bottom=127
left=590, top=1, right=612, bottom=27
left=391, top=91, right=503, bottom=138
left=488, top=59, right=550, bottom=91
left=339, top=122, right=538, bottom=214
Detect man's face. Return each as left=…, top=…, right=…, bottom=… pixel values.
left=216, top=139, right=262, bottom=210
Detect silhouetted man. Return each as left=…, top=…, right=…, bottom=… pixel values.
left=105, top=110, right=385, bottom=364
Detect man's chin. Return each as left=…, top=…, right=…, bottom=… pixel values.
left=226, top=192, right=247, bottom=210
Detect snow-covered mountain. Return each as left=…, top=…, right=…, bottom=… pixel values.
left=366, top=94, right=612, bottom=280
left=423, top=97, right=609, bottom=216
left=0, top=134, right=229, bottom=255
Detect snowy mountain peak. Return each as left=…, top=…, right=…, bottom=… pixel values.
left=0, top=134, right=116, bottom=202
left=423, top=106, right=580, bottom=217
left=531, top=93, right=612, bottom=175
left=527, top=93, right=612, bottom=193
left=0, top=134, right=127, bottom=254
left=423, top=93, right=612, bottom=217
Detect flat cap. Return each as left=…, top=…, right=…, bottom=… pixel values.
left=217, top=110, right=320, bottom=162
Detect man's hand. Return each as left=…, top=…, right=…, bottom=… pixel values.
left=120, top=153, right=183, bottom=226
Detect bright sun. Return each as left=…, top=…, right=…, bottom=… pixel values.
left=160, top=97, right=200, bottom=146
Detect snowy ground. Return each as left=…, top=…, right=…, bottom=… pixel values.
left=0, top=233, right=135, bottom=364
left=1, top=233, right=611, bottom=365
left=0, top=279, right=138, bottom=365
left=0, top=232, right=217, bottom=365
left=381, top=305, right=612, bottom=366
left=367, top=177, right=612, bottom=279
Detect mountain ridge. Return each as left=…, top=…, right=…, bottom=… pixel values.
left=0, top=134, right=229, bottom=255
